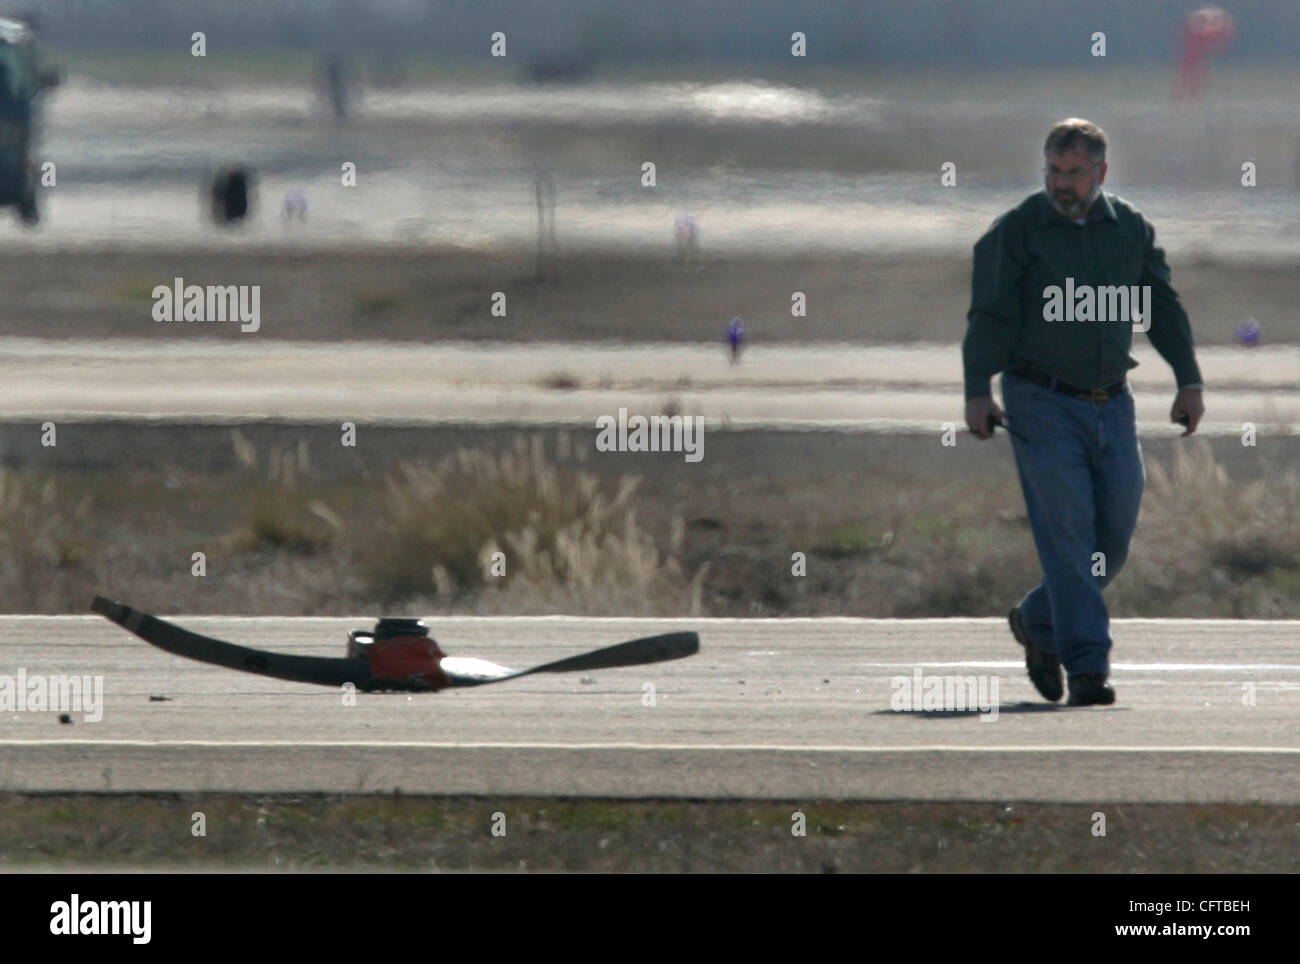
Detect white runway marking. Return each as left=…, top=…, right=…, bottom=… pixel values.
left=1, top=339, right=1296, bottom=433
left=2, top=740, right=1297, bottom=753
left=3, top=615, right=1296, bottom=800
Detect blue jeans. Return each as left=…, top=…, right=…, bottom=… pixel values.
left=1000, top=371, right=1146, bottom=676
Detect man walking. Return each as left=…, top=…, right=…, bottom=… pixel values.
left=963, top=118, right=1205, bottom=706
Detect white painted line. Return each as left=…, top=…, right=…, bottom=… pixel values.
left=22, top=615, right=1300, bottom=626
left=3, top=741, right=1297, bottom=753
left=852, top=661, right=1300, bottom=671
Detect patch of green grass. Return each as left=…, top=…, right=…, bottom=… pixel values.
left=109, top=278, right=163, bottom=301
left=539, top=801, right=643, bottom=832
left=354, top=290, right=405, bottom=315
left=910, top=515, right=959, bottom=541
left=3, top=794, right=1298, bottom=873
left=1269, top=567, right=1300, bottom=597
left=813, top=523, right=883, bottom=559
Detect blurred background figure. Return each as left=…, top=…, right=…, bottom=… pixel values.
left=534, top=170, right=558, bottom=282
left=727, top=316, right=744, bottom=365
left=282, top=188, right=308, bottom=223
left=1177, top=5, right=1235, bottom=101
left=0, top=56, right=24, bottom=110
left=675, top=213, right=698, bottom=267
left=316, top=53, right=351, bottom=119
left=1235, top=317, right=1260, bottom=346
left=0, top=14, right=57, bottom=225
left=209, top=165, right=254, bottom=224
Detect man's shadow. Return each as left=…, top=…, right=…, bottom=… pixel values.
left=870, top=703, right=1128, bottom=717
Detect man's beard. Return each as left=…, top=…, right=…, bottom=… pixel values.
left=1048, top=183, right=1100, bottom=219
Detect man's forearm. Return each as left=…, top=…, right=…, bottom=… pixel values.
left=1147, top=310, right=1203, bottom=388
left=963, top=315, right=1018, bottom=399
left=1143, top=233, right=1203, bottom=388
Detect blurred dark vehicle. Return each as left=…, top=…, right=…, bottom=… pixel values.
left=0, top=16, right=59, bottom=225
left=208, top=165, right=255, bottom=224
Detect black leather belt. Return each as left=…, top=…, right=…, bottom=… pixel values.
left=1011, top=367, right=1126, bottom=402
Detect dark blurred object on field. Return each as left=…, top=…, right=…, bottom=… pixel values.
left=316, top=54, right=352, bottom=118
left=526, top=50, right=597, bottom=83
left=209, top=165, right=254, bottom=223
left=0, top=14, right=58, bottom=225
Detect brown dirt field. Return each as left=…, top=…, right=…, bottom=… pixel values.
left=6, top=245, right=1297, bottom=345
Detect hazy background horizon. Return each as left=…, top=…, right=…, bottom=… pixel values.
left=10, top=0, right=1300, bottom=65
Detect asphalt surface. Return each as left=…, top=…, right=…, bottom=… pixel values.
left=1, top=338, right=1295, bottom=435
left=2, top=615, right=1296, bottom=802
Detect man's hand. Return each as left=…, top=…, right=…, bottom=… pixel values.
left=966, top=395, right=1005, bottom=440
left=1171, top=388, right=1204, bottom=437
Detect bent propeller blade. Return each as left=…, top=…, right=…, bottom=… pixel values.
left=440, top=631, right=701, bottom=687
left=92, top=595, right=378, bottom=689
left=92, top=596, right=699, bottom=692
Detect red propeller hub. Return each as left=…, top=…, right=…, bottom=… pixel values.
left=349, top=618, right=449, bottom=690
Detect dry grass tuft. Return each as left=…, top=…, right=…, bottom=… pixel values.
left=0, top=473, right=95, bottom=610
left=223, top=433, right=339, bottom=555
left=364, top=436, right=700, bottom=613
left=1114, top=441, right=1300, bottom=617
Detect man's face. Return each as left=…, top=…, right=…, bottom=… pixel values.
left=1044, top=145, right=1107, bottom=219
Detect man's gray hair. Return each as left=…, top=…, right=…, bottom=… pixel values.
left=1044, top=118, right=1107, bottom=162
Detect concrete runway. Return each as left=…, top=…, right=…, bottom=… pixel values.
left=1, top=338, right=1296, bottom=435
left=2, top=615, right=1296, bottom=803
